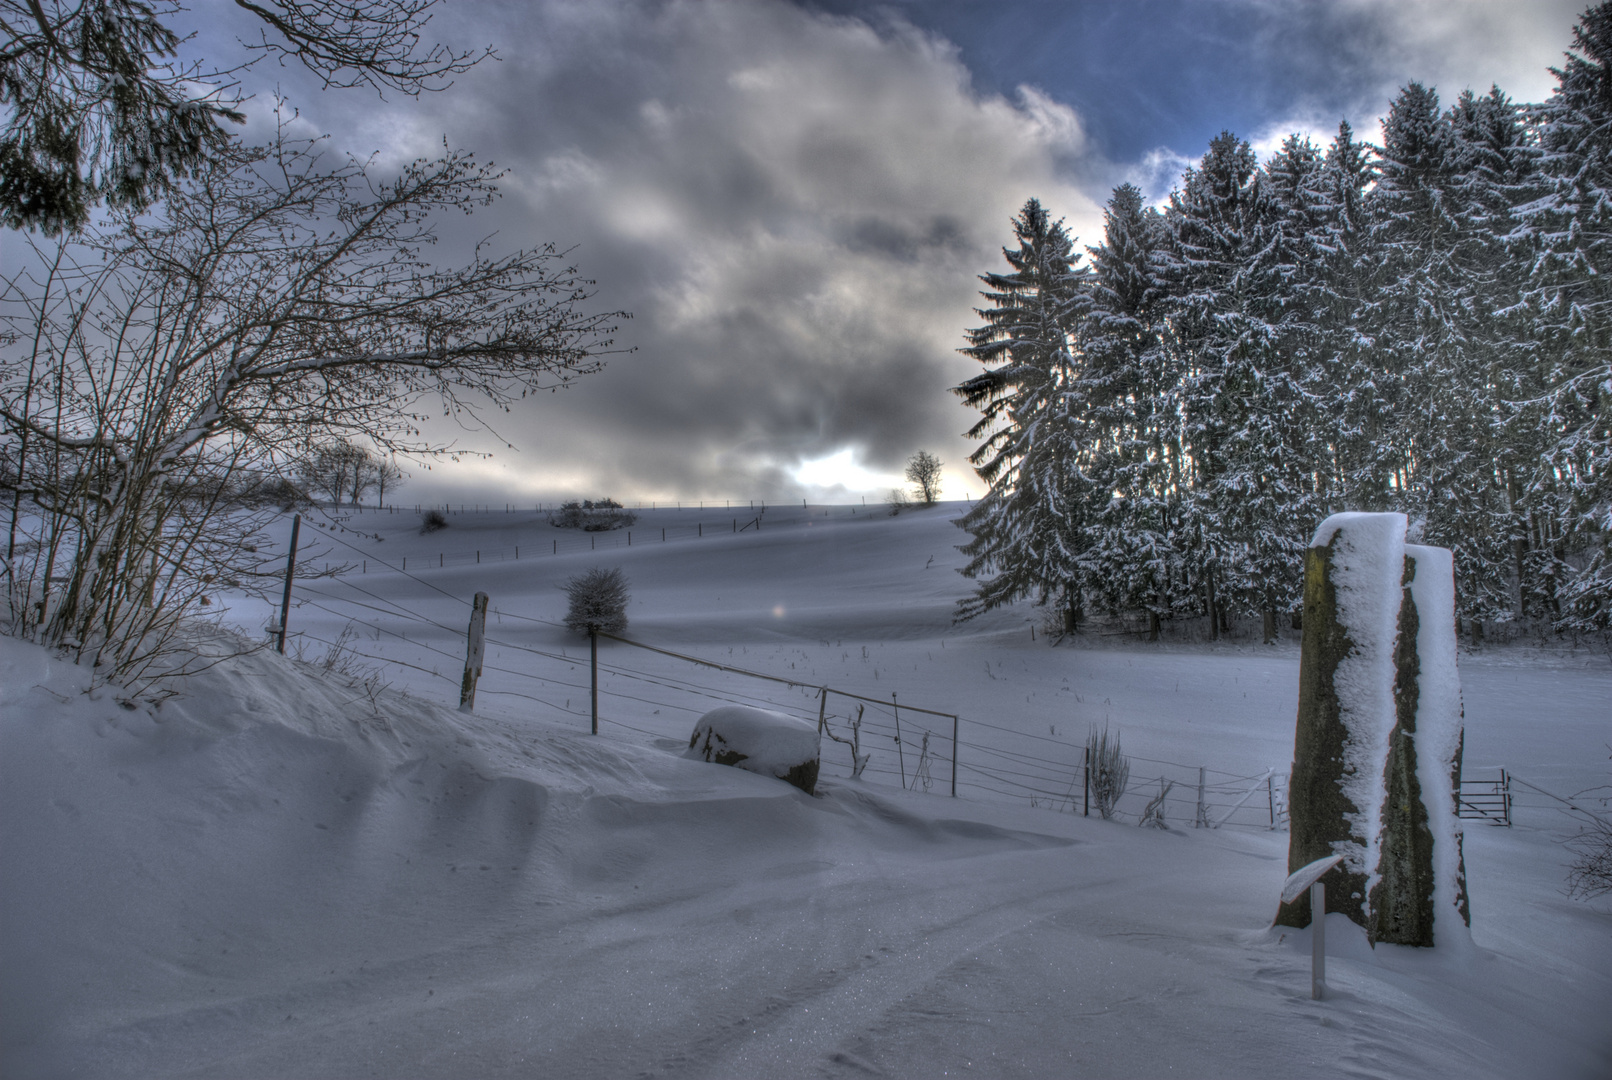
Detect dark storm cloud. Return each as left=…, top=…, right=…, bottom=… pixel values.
left=231, top=0, right=1096, bottom=502
left=180, top=0, right=1583, bottom=503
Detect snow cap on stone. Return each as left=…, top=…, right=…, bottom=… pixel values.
left=1404, top=543, right=1472, bottom=945
left=1311, top=511, right=1406, bottom=893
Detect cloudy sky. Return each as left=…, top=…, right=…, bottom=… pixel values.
left=198, top=0, right=1587, bottom=505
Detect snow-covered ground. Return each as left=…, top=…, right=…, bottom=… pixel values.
left=3, top=502, right=1609, bottom=1078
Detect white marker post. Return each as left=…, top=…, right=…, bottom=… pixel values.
left=1281, top=853, right=1344, bottom=1000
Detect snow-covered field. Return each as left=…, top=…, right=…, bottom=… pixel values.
left=3, top=502, right=1609, bottom=1078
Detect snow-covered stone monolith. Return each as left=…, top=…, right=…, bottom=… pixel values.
left=686, top=706, right=820, bottom=795
left=1275, top=513, right=1470, bottom=947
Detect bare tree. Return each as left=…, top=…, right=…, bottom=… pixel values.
left=1, top=123, right=624, bottom=687
left=906, top=449, right=942, bottom=505
left=300, top=440, right=369, bottom=506
left=1, top=0, right=492, bottom=232
left=369, top=455, right=406, bottom=508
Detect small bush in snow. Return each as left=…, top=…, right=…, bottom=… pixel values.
left=420, top=508, right=449, bottom=533
left=1086, top=725, right=1129, bottom=820
left=1566, top=810, right=1612, bottom=899
left=564, top=567, right=630, bottom=636
left=549, top=498, right=638, bottom=531
left=885, top=488, right=911, bottom=516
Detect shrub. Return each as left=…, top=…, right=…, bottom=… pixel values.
left=564, top=567, right=630, bottom=635
left=549, top=498, right=637, bottom=531
left=1086, top=725, right=1130, bottom=820
left=420, top=509, right=449, bottom=533
left=1566, top=810, right=1612, bottom=899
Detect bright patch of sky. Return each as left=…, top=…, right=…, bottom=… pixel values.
left=794, top=448, right=900, bottom=494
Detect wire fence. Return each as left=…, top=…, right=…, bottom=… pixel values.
left=281, top=555, right=1609, bottom=838
left=273, top=501, right=894, bottom=570
left=265, top=532, right=1300, bottom=832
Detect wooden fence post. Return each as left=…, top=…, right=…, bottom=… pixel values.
left=951, top=713, right=959, bottom=797
left=892, top=692, right=906, bottom=789
left=817, top=686, right=828, bottom=733
left=276, top=514, right=301, bottom=654
left=1083, top=745, right=1090, bottom=816
left=590, top=629, right=599, bottom=735
left=1197, top=766, right=1208, bottom=828
left=459, top=591, right=489, bottom=711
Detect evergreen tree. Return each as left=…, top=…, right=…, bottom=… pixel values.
left=954, top=199, right=1093, bottom=628
left=1161, top=131, right=1273, bottom=636
left=1519, top=3, right=1612, bottom=631
left=1077, top=184, right=1178, bottom=637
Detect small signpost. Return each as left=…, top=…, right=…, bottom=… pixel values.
left=1281, top=853, right=1344, bottom=1000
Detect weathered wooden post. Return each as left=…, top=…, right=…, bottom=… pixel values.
left=951, top=713, right=959, bottom=797
left=1083, top=745, right=1091, bottom=817
left=275, top=514, right=301, bottom=654
left=892, top=692, right=906, bottom=789
left=459, top=591, right=489, bottom=711
left=1276, top=513, right=1469, bottom=947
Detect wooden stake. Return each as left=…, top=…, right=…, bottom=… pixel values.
left=951, top=713, right=959, bottom=797
left=276, top=514, right=301, bottom=654
left=893, top=692, right=906, bottom=789
left=459, top=591, right=489, bottom=711
left=590, top=629, right=599, bottom=735
left=1083, top=745, right=1090, bottom=816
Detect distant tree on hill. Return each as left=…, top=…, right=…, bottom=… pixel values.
left=905, top=450, right=943, bottom=505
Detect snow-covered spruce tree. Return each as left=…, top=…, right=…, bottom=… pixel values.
left=1438, top=87, right=1546, bottom=627
left=0, top=125, right=623, bottom=688
left=1160, top=131, right=1284, bottom=638
left=563, top=567, right=629, bottom=636
left=953, top=198, right=1094, bottom=630
left=1362, top=83, right=1532, bottom=629
left=1519, top=2, right=1612, bottom=633
left=1309, top=120, right=1386, bottom=517
left=1075, top=184, right=1181, bottom=637
left=1223, top=134, right=1338, bottom=641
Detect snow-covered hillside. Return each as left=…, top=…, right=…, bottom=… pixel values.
left=3, top=503, right=1609, bottom=1078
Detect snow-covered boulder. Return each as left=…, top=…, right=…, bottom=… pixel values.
left=686, top=706, right=820, bottom=794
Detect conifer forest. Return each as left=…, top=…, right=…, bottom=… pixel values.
left=955, top=5, right=1612, bottom=644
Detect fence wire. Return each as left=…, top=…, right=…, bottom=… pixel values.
left=274, top=574, right=1296, bottom=831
